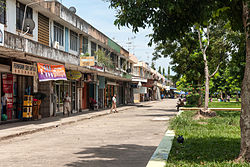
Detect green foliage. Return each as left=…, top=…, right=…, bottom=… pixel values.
left=168, top=110, right=247, bottom=166
left=107, top=0, right=243, bottom=44
left=95, top=50, right=114, bottom=69
left=186, top=93, right=200, bottom=106
left=80, top=52, right=90, bottom=57
left=209, top=102, right=241, bottom=108
left=151, top=61, right=156, bottom=70
left=158, top=66, right=161, bottom=74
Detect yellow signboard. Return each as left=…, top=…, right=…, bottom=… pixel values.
left=66, top=70, right=82, bottom=80
left=80, top=56, right=95, bottom=67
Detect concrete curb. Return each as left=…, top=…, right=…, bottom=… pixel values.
left=146, top=130, right=175, bottom=167
left=180, top=107, right=241, bottom=111
left=0, top=101, right=158, bottom=142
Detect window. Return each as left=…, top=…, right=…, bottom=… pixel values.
left=82, top=36, right=88, bottom=54
left=140, top=68, right=143, bottom=76
left=0, top=0, right=6, bottom=24
left=16, top=1, right=33, bottom=34
left=70, top=30, right=78, bottom=51
left=91, top=41, right=96, bottom=57
left=54, top=22, right=64, bottom=46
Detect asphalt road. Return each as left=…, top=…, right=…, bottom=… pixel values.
left=0, top=99, right=177, bottom=167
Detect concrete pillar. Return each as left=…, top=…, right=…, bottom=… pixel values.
left=118, top=56, right=121, bottom=69
left=88, top=38, right=91, bottom=56
left=33, top=63, right=38, bottom=93
left=79, top=34, right=83, bottom=54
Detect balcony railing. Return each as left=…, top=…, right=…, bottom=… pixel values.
left=4, top=31, right=79, bottom=65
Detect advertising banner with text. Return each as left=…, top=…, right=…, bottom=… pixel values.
left=37, top=63, right=67, bottom=82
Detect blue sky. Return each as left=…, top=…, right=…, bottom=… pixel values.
left=61, top=0, right=172, bottom=75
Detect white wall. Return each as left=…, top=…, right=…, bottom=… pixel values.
left=32, top=9, right=38, bottom=41
left=6, top=0, right=16, bottom=33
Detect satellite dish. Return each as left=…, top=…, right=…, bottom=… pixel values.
left=69, top=6, right=76, bottom=14
left=23, top=18, right=35, bottom=32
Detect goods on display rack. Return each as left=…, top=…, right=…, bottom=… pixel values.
left=23, top=95, right=33, bottom=120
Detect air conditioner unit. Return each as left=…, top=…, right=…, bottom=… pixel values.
left=53, top=41, right=59, bottom=49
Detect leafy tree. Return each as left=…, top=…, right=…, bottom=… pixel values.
left=106, top=0, right=250, bottom=161
left=95, top=50, right=114, bottom=69
left=158, top=66, right=161, bottom=74
left=162, top=67, right=165, bottom=76
left=151, top=61, right=156, bottom=70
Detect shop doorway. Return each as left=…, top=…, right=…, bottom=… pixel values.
left=54, top=81, right=70, bottom=114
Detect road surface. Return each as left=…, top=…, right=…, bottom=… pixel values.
left=0, top=99, right=177, bottom=167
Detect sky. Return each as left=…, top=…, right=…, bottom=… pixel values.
left=61, top=0, right=173, bottom=75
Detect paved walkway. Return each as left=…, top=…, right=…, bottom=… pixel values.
left=0, top=101, right=156, bottom=141
left=0, top=99, right=178, bottom=167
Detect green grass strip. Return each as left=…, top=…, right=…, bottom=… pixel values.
left=166, top=110, right=249, bottom=167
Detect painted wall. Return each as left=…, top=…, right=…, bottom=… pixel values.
left=6, top=0, right=16, bottom=34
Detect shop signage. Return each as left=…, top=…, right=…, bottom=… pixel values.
left=80, top=57, right=95, bottom=67
left=12, top=62, right=36, bottom=76
left=66, top=70, right=82, bottom=80
left=2, top=73, right=13, bottom=120
left=37, top=63, right=67, bottom=82
left=0, top=23, right=4, bottom=46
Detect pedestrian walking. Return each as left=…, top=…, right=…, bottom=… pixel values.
left=110, top=94, right=118, bottom=113
left=1, top=92, right=8, bottom=115
left=63, top=92, right=71, bottom=116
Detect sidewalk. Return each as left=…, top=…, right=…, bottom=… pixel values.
left=0, top=101, right=157, bottom=141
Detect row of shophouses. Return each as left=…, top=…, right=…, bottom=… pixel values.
left=0, top=0, right=172, bottom=122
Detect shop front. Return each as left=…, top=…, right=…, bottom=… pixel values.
left=66, top=70, right=82, bottom=113
left=1, top=61, right=36, bottom=121
left=37, top=63, right=67, bottom=117
left=98, top=76, right=105, bottom=109
left=105, top=80, right=117, bottom=108
left=131, top=77, right=147, bottom=103
left=142, top=79, right=154, bottom=101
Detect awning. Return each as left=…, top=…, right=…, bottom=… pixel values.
left=132, top=77, right=147, bottom=83
left=107, top=81, right=117, bottom=86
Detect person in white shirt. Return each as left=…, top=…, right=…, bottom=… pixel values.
left=1, top=92, right=8, bottom=115
left=63, top=92, right=71, bottom=116
left=110, top=94, right=118, bottom=113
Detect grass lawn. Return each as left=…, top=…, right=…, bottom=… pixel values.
left=184, top=102, right=241, bottom=108
left=167, top=110, right=249, bottom=167
left=208, top=102, right=241, bottom=108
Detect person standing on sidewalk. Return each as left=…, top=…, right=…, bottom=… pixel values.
left=63, top=92, right=71, bottom=116
left=1, top=92, right=8, bottom=115
left=110, top=94, right=118, bottom=113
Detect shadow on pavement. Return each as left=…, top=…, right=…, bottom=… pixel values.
left=65, top=144, right=156, bottom=167
left=146, top=109, right=178, bottom=112
left=141, top=114, right=177, bottom=117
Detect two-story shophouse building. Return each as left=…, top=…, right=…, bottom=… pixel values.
left=0, top=0, right=135, bottom=122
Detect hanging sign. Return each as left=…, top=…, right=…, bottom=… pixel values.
left=2, top=73, right=13, bottom=120
left=12, top=62, right=36, bottom=76
left=37, top=63, right=67, bottom=82
left=66, top=70, right=82, bottom=80
left=80, top=57, right=95, bottom=66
